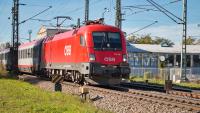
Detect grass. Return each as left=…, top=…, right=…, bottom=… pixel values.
left=130, top=76, right=200, bottom=89
left=0, top=78, right=110, bottom=113
left=0, top=75, right=110, bottom=113
left=174, top=82, right=200, bottom=89
left=129, top=76, right=165, bottom=85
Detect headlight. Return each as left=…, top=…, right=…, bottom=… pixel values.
left=89, top=54, right=95, bottom=61
left=123, top=54, right=127, bottom=62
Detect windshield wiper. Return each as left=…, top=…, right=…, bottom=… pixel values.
left=100, top=34, right=106, bottom=51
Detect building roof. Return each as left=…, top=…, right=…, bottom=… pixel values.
left=36, top=25, right=70, bottom=39
left=127, top=43, right=200, bottom=54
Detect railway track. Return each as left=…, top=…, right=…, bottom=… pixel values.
left=121, top=82, right=200, bottom=99
left=63, top=82, right=200, bottom=112
left=19, top=75, right=200, bottom=112
left=127, top=88, right=200, bottom=111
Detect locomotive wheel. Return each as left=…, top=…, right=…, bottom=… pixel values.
left=75, top=72, right=84, bottom=84
left=71, top=73, right=75, bottom=83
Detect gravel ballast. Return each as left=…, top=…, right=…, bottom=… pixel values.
left=23, top=75, right=198, bottom=113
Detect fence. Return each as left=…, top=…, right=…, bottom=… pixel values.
left=130, top=67, right=200, bottom=82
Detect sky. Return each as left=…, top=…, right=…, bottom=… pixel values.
left=0, top=0, right=199, bottom=44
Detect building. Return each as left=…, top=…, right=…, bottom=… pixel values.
left=127, top=43, right=200, bottom=81
left=36, top=25, right=70, bottom=39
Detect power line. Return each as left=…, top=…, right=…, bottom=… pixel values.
left=146, top=0, right=183, bottom=24
left=145, top=0, right=188, bottom=81
left=30, top=18, right=52, bottom=22
left=124, top=0, right=181, bottom=17
left=127, top=21, right=158, bottom=36
left=131, top=0, right=181, bottom=7
left=19, top=6, right=52, bottom=24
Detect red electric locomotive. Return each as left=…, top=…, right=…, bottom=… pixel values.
left=41, top=20, right=130, bottom=85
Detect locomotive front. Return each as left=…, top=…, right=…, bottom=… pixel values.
left=85, top=24, right=130, bottom=85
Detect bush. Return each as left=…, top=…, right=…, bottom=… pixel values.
left=0, top=63, right=7, bottom=76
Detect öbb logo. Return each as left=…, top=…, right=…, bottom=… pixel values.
left=104, top=57, right=115, bottom=62
left=64, top=45, right=71, bottom=56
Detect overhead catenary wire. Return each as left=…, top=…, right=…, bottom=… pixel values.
left=148, top=0, right=182, bottom=21
left=127, top=21, right=158, bottom=36
left=129, top=0, right=181, bottom=8
left=124, top=0, right=181, bottom=17
left=19, top=6, right=52, bottom=24
left=146, top=0, right=183, bottom=24
left=30, top=18, right=52, bottom=22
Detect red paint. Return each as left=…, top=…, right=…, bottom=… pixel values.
left=42, top=24, right=127, bottom=66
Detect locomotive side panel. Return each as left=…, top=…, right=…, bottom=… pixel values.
left=41, top=31, right=87, bottom=70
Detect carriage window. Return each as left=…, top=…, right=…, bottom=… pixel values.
left=30, top=48, right=32, bottom=58
left=28, top=48, right=30, bottom=58
left=19, top=50, right=21, bottom=59
left=22, top=50, right=24, bottom=59
left=26, top=49, right=28, bottom=58
left=31, top=48, right=33, bottom=58
left=21, top=50, right=22, bottom=59
left=25, top=49, right=27, bottom=58
left=23, top=50, right=25, bottom=58
left=27, top=49, right=29, bottom=58
left=18, top=51, right=20, bottom=59
left=23, top=49, right=26, bottom=58
left=80, top=35, right=86, bottom=46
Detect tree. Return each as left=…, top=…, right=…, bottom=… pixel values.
left=127, top=35, right=137, bottom=43
left=183, top=36, right=196, bottom=45
left=137, top=34, right=154, bottom=44
left=154, top=37, right=174, bottom=46
left=126, top=34, right=174, bottom=45
left=195, top=39, right=200, bottom=45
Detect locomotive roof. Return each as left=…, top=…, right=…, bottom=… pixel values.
left=49, top=24, right=121, bottom=41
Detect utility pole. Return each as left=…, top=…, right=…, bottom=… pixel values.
left=85, top=0, right=89, bottom=22
left=181, top=0, right=187, bottom=81
left=28, top=30, right=32, bottom=42
left=11, top=0, right=19, bottom=72
left=146, top=0, right=188, bottom=82
left=115, top=0, right=122, bottom=29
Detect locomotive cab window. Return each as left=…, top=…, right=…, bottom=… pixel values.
left=92, top=32, right=122, bottom=51
left=80, top=35, right=86, bottom=46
